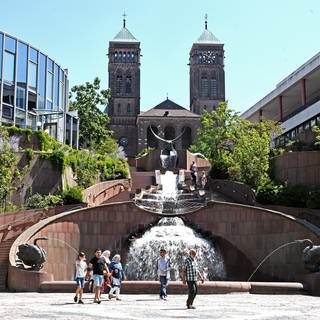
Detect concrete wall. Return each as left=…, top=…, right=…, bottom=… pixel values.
left=8, top=201, right=320, bottom=291
left=274, top=151, right=320, bottom=186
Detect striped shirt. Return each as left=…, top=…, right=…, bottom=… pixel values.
left=184, top=256, right=198, bottom=281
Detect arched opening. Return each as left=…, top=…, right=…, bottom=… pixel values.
left=164, top=126, right=175, bottom=140
left=147, top=126, right=159, bottom=149
left=181, top=127, right=192, bottom=149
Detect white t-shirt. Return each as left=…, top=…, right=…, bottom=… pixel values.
left=75, top=259, right=87, bottom=278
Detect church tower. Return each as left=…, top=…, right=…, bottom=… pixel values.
left=189, top=16, right=225, bottom=114
left=108, top=15, right=141, bottom=157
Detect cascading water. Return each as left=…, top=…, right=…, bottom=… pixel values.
left=125, top=217, right=226, bottom=281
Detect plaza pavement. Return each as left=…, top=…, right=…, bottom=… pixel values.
left=0, top=292, right=319, bottom=319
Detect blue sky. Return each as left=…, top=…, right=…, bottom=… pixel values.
left=0, top=0, right=319, bottom=114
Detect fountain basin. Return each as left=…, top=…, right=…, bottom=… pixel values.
left=39, top=280, right=305, bottom=294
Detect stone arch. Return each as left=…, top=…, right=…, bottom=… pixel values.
left=147, top=125, right=159, bottom=148
left=181, top=126, right=192, bottom=149
left=164, top=126, right=175, bottom=140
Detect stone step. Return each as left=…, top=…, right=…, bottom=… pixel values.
left=39, top=280, right=305, bottom=294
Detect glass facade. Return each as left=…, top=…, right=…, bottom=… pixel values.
left=0, top=31, right=78, bottom=148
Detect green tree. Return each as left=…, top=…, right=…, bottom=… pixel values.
left=190, top=102, right=239, bottom=178
left=190, top=102, right=282, bottom=189
left=0, top=127, right=17, bottom=212
left=69, top=77, right=114, bottom=149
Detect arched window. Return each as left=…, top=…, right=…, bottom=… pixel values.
left=125, top=75, right=132, bottom=94
left=116, top=75, right=122, bottom=95
left=127, top=103, right=131, bottom=113
left=210, top=78, right=217, bottom=98
left=117, top=103, right=121, bottom=114
left=131, top=52, right=135, bottom=62
left=200, top=76, right=208, bottom=97
left=119, top=52, right=122, bottom=62
left=181, top=127, right=192, bottom=149
left=114, top=51, right=118, bottom=62
left=147, top=126, right=159, bottom=148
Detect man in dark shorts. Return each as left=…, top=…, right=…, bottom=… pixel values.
left=88, top=248, right=109, bottom=304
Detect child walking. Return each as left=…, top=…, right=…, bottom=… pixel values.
left=74, top=252, right=87, bottom=304
left=109, top=268, right=122, bottom=300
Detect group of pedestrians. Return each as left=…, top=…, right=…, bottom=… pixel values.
left=74, top=248, right=125, bottom=304
left=75, top=247, right=204, bottom=309
left=190, top=161, right=207, bottom=189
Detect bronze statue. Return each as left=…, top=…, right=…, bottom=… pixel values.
left=149, top=126, right=185, bottom=169
left=16, top=237, right=48, bottom=271
left=302, top=240, right=320, bottom=272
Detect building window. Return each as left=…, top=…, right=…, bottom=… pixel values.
left=54, top=63, right=59, bottom=110
left=28, top=61, right=37, bottom=91
left=17, top=42, right=27, bottom=84
left=125, top=75, right=132, bottom=94
left=116, top=75, right=122, bottom=95
left=200, top=76, right=208, bottom=97
left=0, top=33, right=3, bottom=79
left=127, top=103, right=131, bottom=113
left=5, top=35, right=16, bottom=53
left=117, top=103, right=121, bottom=114
left=210, top=78, right=217, bottom=97
left=38, top=53, right=46, bottom=109
left=16, top=86, right=26, bottom=109
left=4, top=51, right=15, bottom=83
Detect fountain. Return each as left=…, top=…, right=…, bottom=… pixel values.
left=127, top=127, right=225, bottom=282
left=125, top=217, right=226, bottom=281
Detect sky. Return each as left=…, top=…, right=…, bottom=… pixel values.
left=0, top=0, right=319, bottom=114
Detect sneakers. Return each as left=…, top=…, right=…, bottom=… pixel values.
left=78, top=300, right=84, bottom=304
left=74, top=296, right=78, bottom=303
left=187, top=305, right=196, bottom=309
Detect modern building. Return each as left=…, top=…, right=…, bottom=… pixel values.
left=107, top=17, right=225, bottom=158
left=241, top=52, right=320, bottom=148
left=0, top=31, right=79, bottom=149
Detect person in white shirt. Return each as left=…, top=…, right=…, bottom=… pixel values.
left=74, top=252, right=87, bottom=304
left=157, top=248, right=170, bottom=300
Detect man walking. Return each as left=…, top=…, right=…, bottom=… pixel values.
left=88, top=248, right=109, bottom=304
left=157, top=248, right=170, bottom=300
left=181, top=248, right=204, bottom=309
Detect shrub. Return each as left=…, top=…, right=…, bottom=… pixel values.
left=26, top=193, right=63, bottom=209
left=24, top=148, right=34, bottom=163
left=62, top=187, right=83, bottom=204
left=256, top=180, right=284, bottom=205
left=306, top=189, right=320, bottom=209
left=278, top=184, right=309, bottom=207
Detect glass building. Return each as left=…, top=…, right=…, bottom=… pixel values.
left=0, top=31, right=79, bottom=149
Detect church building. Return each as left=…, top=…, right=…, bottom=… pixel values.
left=107, top=16, right=225, bottom=158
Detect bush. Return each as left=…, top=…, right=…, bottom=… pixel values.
left=62, top=187, right=83, bottom=204
left=278, top=184, right=309, bottom=207
left=26, top=193, right=63, bottom=209
left=306, top=189, right=320, bottom=209
left=24, top=148, right=34, bottom=163
left=256, top=180, right=284, bottom=205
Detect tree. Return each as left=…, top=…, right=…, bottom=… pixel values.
left=0, top=127, right=17, bottom=212
left=69, top=77, right=114, bottom=149
left=190, top=102, right=282, bottom=189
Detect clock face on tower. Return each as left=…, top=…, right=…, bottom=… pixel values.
left=119, top=136, right=128, bottom=147
left=200, top=51, right=216, bottom=64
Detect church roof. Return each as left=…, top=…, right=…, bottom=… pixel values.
left=195, top=17, right=221, bottom=44
left=139, top=99, right=199, bottom=118
left=111, top=18, right=139, bottom=43
left=196, top=29, right=221, bottom=44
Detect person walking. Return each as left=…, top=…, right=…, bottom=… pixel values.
left=108, top=254, right=126, bottom=300
left=181, top=248, right=204, bottom=309
left=74, top=252, right=87, bottom=304
left=88, top=248, right=109, bottom=304
left=157, top=248, right=170, bottom=300
left=190, top=161, right=198, bottom=187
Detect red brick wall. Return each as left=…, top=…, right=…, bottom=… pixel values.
left=274, top=151, right=320, bottom=186
left=8, top=201, right=320, bottom=291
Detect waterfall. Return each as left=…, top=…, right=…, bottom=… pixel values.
left=125, top=217, right=226, bottom=281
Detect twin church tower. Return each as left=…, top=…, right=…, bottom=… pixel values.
left=107, top=16, right=225, bottom=158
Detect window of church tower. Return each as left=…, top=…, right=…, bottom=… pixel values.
left=125, top=75, right=132, bottom=94
left=116, top=75, right=122, bottom=95
left=119, top=52, right=122, bottom=62
left=131, top=52, right=135, bottom=62
left=117, top=103, right=121, bottom=114
left=200, top=76, right=208, bottom=97
left=127, top=103, right=131, bottom=113
left=114, top=52, right=118, bottom=62
left=210, top=78, right=217, bottom=98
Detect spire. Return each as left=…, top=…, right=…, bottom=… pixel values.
left=205, top=13, right=208, bottom=30
left=123, top=12, right=126, bottom=28
left=112, top=13, right=139, bottom=43
left=195, top=14, right=221, bottom=44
